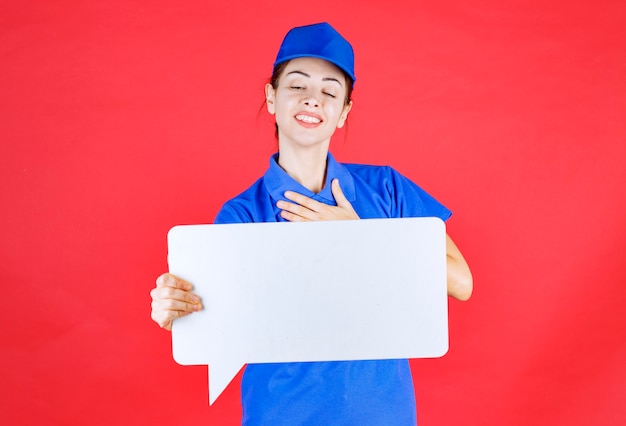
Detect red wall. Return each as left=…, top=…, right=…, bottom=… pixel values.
left=2, top=1, right=625, bottom=424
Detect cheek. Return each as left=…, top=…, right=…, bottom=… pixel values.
left=274, top=99, right=289, bottom=115
left=274, top=94, right=295, bottom=112
left=273, top=103, right=294, bottom=127
left=326, top=104, right=345, bottom=123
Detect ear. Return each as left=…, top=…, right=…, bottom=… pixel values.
left=265, top=83, right=276, bottom=115
left=336, top=100, right=353, bottom=128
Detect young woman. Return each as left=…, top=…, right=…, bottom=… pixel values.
left=150, top=22, right=473, bottom=425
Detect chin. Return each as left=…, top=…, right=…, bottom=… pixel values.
left=279, top=131, right=333, bottom=149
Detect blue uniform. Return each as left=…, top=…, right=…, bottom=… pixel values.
left=214, top=153, right=451, bottom=425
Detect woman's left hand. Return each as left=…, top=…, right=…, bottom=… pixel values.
left=277, top=178, right=359, bottom=222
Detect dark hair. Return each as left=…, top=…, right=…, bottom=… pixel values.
left=268, top=60, right=354, bottom=138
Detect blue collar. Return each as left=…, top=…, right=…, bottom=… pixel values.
left=263, top=152, right=356, bottom=204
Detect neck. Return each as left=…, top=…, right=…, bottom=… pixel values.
left=277, top=143, right=329, bottom=194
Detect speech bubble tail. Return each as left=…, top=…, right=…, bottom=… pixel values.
left=208, top=358, right=244, bottom=405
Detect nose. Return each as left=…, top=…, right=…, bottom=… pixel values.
left=303, top=90, right=321, bottom=108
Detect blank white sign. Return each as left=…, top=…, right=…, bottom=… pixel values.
left=168, top=217, right=448, bottom=404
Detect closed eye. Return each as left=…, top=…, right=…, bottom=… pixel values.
left=323, top=92, right=336, bottom=98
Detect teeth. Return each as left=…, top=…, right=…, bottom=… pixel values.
left=296, top=114, right=321, bottom=124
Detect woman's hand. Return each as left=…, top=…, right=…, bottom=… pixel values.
left=277, top=178, right=359, bottom=222
left=150, top=273, right=203, bottom=331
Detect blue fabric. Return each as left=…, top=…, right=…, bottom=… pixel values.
left=214, top=152, right=451, bottom=425
left=273, top=22, right=356, bottom=83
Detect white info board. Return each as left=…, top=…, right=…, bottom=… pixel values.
left=168, top=217, right=448, bottom=404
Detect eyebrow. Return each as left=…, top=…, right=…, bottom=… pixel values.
left=286, top=70, right=343, bottom=86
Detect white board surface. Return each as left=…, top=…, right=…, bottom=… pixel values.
left=168, top=217, right=448, bottom=404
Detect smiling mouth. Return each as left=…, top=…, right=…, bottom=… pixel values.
left=295, top=114, right=322, bottom=124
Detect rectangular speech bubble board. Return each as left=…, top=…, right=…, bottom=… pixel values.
left=168, top=217, right=448, bottom=404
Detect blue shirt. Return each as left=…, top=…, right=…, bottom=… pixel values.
left=214, top=153, right=451, bottom=425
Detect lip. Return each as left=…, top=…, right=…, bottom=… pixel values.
left=294, top=111, right=323, bottom=128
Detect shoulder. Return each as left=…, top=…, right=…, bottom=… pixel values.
left=343, top=162, right=406, bottom=190
left=343, top=162, right=393, bottom=174
left=343, top=162, right=411, bottom=177
left=214, top=177, right=269, bottom=224
left=342, top=162, right=397, bottom=181
left=342, top=161, right=452, bottom=220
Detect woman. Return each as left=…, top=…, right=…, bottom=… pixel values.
left=151, top=22, right=472, bottom=425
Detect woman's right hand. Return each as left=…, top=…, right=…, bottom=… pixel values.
left=150, top=273, right=203, bottom=331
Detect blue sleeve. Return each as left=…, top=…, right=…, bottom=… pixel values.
left=387, top=167, right=452, bottom=221
left=213, top=202, right=253, bottom=225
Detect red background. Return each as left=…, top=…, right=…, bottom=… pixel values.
left=2, top=1, right=625, bottom=424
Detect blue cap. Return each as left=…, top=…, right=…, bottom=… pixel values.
left=273, top=22, right=356, bottom=83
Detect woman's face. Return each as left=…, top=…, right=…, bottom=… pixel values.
left=265, top=57, right=352, bottom=150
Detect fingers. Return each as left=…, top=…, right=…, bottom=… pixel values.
left=156, top=273, right=193, bottom=291
left=151, top=273, right=202, bottom=331
left=278, top=181, right=359, bottom=222
left=283, top=191, right=324, bottom=212
left=151, top=293, right=202, bottom=319
left=277, top=200, right=316, bottom=221
left=279, top=209, right=306, bottom=222
left=150, top=305, right=192, bottom=331
left=331, top=179, right=359, bottom=218
left=330, top=179, right=348, bottom=207
left=150, top=286, right=201, bottom=307
left=150, top=294, right=202, bottom=330
left=278, top=191, right=323, bottom=221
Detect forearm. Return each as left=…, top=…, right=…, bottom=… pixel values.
left=445, top=234, right=473, bottom=301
